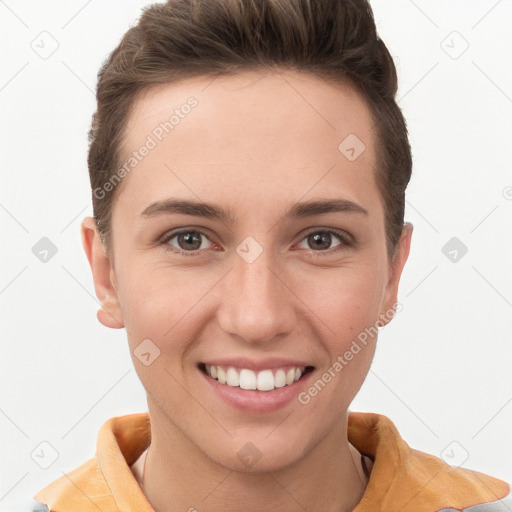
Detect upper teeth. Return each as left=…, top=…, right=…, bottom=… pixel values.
left=205, top=365, right=306, bottom=391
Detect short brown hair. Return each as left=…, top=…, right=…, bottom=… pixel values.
left=87, top=0, right=412, bottom=260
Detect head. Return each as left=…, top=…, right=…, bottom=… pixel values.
left=82, top=0, right=413, bottom=471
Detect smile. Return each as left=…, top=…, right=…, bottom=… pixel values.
left=201, top=364, right=314, bottom=391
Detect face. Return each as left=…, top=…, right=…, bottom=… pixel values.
left=82, top=69, right=412, bottom=472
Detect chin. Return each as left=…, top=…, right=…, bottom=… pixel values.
left=206, top=434, right=313, bottom=474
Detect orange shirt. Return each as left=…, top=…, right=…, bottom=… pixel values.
left=33, top=411, right=511, bottom=512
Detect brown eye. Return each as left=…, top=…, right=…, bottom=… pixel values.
left=176, top=231, right=202, bottom=251
left=308, top=232, right=334, bottom=250
left=297, top=229, right=352, bottom=255
left=162, top=229, right=213, bottom=255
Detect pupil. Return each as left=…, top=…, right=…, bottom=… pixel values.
left=181, top=232, right=200, bottom=250
left=311, top=232, right=330, bottom=250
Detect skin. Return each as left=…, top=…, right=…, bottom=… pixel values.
left=81, top=69, right=413, bottom=512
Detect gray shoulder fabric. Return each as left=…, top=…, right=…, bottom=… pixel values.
left=437, top=486, right=512, bottom=511
left=19, top=500, right=50, bottom=512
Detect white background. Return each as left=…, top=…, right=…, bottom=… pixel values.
left=1, top=0, right=511, bottom=510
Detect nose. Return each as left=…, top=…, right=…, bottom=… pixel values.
left=216, top=245, right=298, bottom=345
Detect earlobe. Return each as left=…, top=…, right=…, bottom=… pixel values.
left=378, top=222, right=413, bottom=328
left=80, top=216, right=125, bottom=329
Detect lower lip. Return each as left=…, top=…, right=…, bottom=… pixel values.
left=199, top=367, right=315, bottom=413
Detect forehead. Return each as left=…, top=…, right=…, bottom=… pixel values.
left=115, top=69, right=381, bottom=221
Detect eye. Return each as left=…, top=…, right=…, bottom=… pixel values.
left=296, top=229, right=352, bottom=255
left=161, top=229, right=214, bottom=256
left=160, top=227, right=353, bottom=257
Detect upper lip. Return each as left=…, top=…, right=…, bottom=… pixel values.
left=201, top=358, right=313, bottom=372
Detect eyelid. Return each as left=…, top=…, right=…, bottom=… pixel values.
left=159, top=226, right=354, bottom=256
left=300, top=227, right=354, bottom=245
left=159, top=227, right=218, bottom=254
left=295, top=228, right=354, bottom=255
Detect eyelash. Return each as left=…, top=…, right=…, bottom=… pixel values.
left=159, top=228, right=353, bottom=258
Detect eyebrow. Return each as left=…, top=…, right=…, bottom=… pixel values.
left=140, top=198, right=369, bottom=223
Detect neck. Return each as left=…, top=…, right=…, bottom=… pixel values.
left=138, top=404, right=369, bottom=512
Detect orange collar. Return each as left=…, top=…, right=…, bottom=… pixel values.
left=34, top=411, right=509, bottom=512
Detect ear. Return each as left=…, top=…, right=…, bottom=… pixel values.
left=80, top=216, right=124, bottom=329
left=378, top=222, right=413, bottom=327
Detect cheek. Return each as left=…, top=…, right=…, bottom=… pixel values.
left=307, top=263, right=384, bottom=331
left=117, top=268, right=188, bottom=351
left=121, top=280, right=198, bottom=397
left=118, top=265, right=220, bottom=366
left=305, top=275, right=381, bottom=410
left=308, top=265, right=383, bottom=392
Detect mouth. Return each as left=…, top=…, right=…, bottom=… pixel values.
left=198, top=363, right=315, bottom=392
